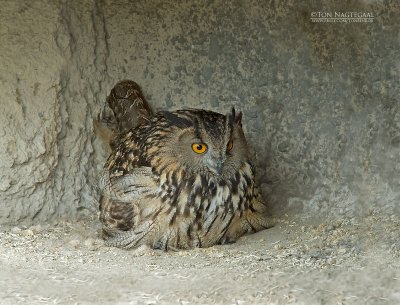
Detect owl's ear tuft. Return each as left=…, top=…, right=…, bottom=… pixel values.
left=227, top=107, right=242, bottom=128
left=231, top=107, right=236, bottom=118
left=227, top=107, right=235, bottom=127
left=235, top=111, right=243, bottom=126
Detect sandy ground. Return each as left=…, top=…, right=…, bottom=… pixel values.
left=0, top=214, right=399, bottom=305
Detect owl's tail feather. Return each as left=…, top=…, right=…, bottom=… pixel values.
left=98, top=80, right=154, bottom=149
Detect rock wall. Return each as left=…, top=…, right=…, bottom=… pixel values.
left=0, top=0, right=111, bottom=223
left=0, top=0, right=399, bottom=224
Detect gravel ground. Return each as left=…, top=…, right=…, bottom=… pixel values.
left=0, top=214, right=399, bottom=305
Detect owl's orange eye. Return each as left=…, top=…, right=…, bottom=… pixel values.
left=191, top=143, right=208, bottom=154
left=227, top=140, right=233, bottom=151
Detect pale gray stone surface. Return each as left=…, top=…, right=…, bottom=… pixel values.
left=0, top=0, right=399, bottom=224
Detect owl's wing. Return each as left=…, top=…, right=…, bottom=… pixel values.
left=99, top=166, right=158, bottom=241
left=99, top=167, right=158, bottom=202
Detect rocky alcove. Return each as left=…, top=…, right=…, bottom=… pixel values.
left=0, top=1, right=399, bottom=304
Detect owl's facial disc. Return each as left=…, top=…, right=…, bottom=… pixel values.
left=189, top=140, right=225, bottom=175
left=189, top=137, right=232, bottom=176
left=166, top=109, right=247, bottom=177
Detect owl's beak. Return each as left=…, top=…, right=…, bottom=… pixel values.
left=208, top=159, right=224, bottom=175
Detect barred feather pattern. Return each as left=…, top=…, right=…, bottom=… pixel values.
left=98, top=80, right=153, bottom=150
left=99, top=106, right=270, bottom=250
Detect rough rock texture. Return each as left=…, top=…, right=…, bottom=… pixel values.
left=0, top=1, right=111, bottom=223
left=0, top=0, right=399, bottom=224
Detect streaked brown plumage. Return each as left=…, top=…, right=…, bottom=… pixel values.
left=98, top=80, right=270, bottom=250
left=98, top=80, right=153, bottom=150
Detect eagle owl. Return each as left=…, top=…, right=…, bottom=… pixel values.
left=98, top=80, right=270, bottom=250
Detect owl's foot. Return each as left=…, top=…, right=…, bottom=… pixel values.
left=222, top=209, right=273, bottom=243
left=245, top=210, right=274, bottom=233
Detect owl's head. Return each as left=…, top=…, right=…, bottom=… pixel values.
left=150, top=108, right=251, bottom=179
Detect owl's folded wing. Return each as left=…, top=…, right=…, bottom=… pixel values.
left=99, top=167, right=158, bottom=202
